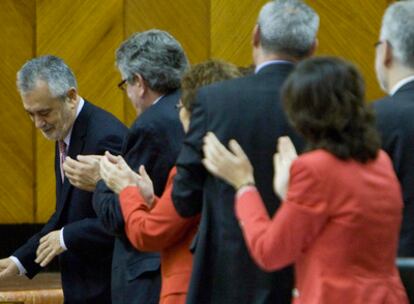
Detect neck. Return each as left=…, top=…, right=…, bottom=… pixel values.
left=142, top=90, right=163, bottom=111
left=61, top=95, right=80, bottom=140
left=387, top=65, right=414, bottom=93
left=253, top=47, right=299, bottom=66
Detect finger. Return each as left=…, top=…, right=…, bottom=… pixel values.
left=76, top=155, right=93, bottom=164
left=275, top=153, right=281, bottom=173
left=105, top=151, right=119, bottom=164
left=37, top=240, right=49, bottom=256
left=62, top=156, right=80, bottom=168
left=228, top=139, right=249, bottom=161
left=202, top=158, right=220, bottom=177
left=63, top=159, right=84, bottom=176
left=39, top=251, right=57, bottom=267
left=203, top=134, right=227, bottom=162
left=83, top=155, right=102, bottom=160
left=139, top=165, right=150, bottom=180
left=278, top=136, right=297, bottom=159
left=100, top=157, right=118, bottom=182
left=204, top=134, right=238, bottom=166
left=210, top=134, right=238, bottom=162
left=100, top=157, right=114, bottom=172
left=35, top=246, right=52, bottom=264
left=39, top=233, right=50, bottom=244
left=117, top=157, right=130, bottom=170
left=99, top=159, right=111, bottom=181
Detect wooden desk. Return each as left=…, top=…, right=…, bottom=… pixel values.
left=0, top=273, right=63, bottom=304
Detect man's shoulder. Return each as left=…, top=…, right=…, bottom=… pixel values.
left=199, top=74, right=255, bottom=94
left=80, top=100, right=127, bottom=135
left=130, top=92, right=181, bottom=131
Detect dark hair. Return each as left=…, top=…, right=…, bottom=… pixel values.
left=282, top=56, right=380, bottom=163
left=181, top=59, right=241, bottom=111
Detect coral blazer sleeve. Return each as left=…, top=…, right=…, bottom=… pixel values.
left=235, top=158, right=329, bottom=271
left=119, top=167, right=198, bottom=252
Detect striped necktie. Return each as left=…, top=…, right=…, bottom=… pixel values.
left=58, top=140, right=67, bottom=182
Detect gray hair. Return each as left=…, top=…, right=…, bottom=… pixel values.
left=17, top=55, right=77, bottom=98
left=116, top=30, right=189, bottom=94
left=380, top=1, right=414, bottom=68
left=258, top=0, right=319, bottom=58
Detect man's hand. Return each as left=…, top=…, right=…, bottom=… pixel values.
left=0, top=258, right=18, bottom=279
left=35, top=230, right=65, bottom=267
left=63, top=155, right=102, bottom=191
left=100, top=152, right=155, bottom=206
left=273, top=136, right=297, bottom=200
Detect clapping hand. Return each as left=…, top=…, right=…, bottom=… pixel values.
left=202, top=132, right=255, bottom=190
left=64, top=155, right=102, bottom=191
left=273, top=136, right=297, bottom=200
left=100, top=152, right=155, bottom=206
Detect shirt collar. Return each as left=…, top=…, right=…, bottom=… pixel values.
left=63, top=97, right=85, bottom=147
left=152, top=95, right=165, bottom=106
left=255, top=60, right=293, bottom=74
left=390, top=75, right=414, bottom=96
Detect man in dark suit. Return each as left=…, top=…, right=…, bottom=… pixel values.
left=172, top=1, right=319, bottom=303
left=373, top=1, right=414, bottom=257
left=64, top=30, right=187, bottom=303
left=0, top=55, right=127, bottom=303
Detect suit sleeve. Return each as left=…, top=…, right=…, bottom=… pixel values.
left=172, top=95, right=207, bottom=217
left=12, top=211, right=61, bottom=278
left=93, top=123, right=174, bottom=235
left=119, top=169, right=199, bottom=251
left=235, top=159, right=328, bottom=271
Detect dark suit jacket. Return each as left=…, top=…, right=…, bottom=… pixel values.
left=373, top=80, right=414, bottom=256
left=93, top=90, right=184, bottom=304
left=13, top=100, right=127, bottom=304
left=172, top=63, right=304, bottom=304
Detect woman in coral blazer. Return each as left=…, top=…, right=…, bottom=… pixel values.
left=202, top=57, right=408, bottom=304
left=99, top=60, right=241, bottom=304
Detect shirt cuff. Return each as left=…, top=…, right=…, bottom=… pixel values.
left=9, top=256, right=27, bottom=275
left=60, top=228, right=68, bottom=251
left=236, top=185, right=257, bottom=199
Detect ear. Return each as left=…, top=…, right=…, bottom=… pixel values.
left=383, top=41, right=393, bottom=68
left=135, top=74, right=147, bottom=97
left=252, top=24, right=261, bottom=48
left=65, top=87, right=78, bottom=108
left=307, top=39, right=318, bottom=57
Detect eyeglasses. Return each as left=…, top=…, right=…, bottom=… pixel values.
left=374, top=40, right=393, bottom=49
left=118, top=79, right=128, bottom=91
left=374, top=41, right=383, bottom=48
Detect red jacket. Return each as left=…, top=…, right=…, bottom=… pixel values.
left=119, top=167, right=199, bottom=303
left=236, top=150, right=408, bottom=304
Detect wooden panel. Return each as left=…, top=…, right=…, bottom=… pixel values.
left=0, top=0, right=35, bottom=223
left=211, top=0, right=389, bottom=101
left=313, top=0, right=390, bottom=101
left=124, top=0, right=210, bottom=125
left=36, top=0, right=124, bottom=222
left=211, top=0, right=268, bottom=66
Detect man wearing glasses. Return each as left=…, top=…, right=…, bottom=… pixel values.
left=64, top=30, right=187, bottom=303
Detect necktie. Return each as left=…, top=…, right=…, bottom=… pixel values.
left=58, top=141, right=67, bottom=182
